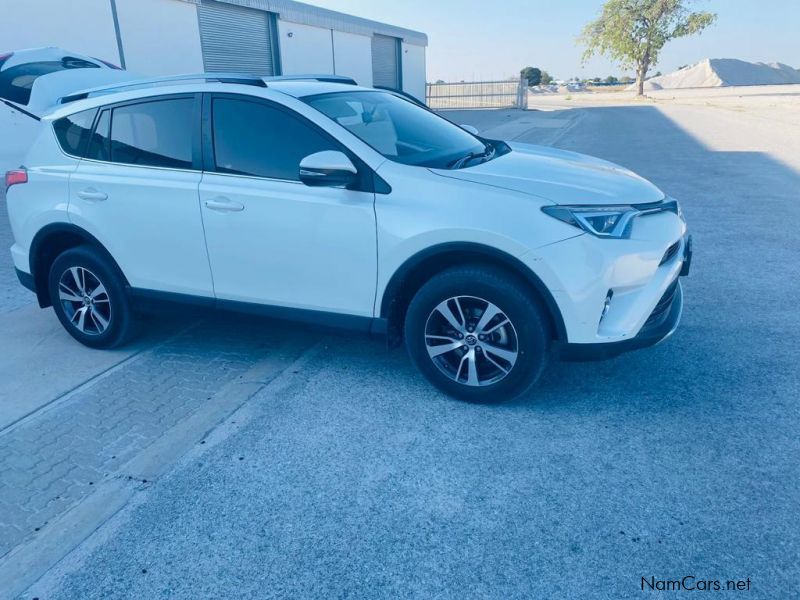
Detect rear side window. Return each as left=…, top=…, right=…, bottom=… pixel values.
left=53, top=109, right=97, bottom=157
left=108, top=98, right=194, bottom=169
left=87, top=110, right=111, bottom=161
left=211, top=98, right=335, bottom=180
left=0, top=58, right=99, bottom=105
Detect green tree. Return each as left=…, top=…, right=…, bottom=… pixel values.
left=579, top=0, right=716, bottom=96
left=540, top=70, right=554, bottom=85
left=605, top=75, right=619, bottom=85
left=520, top=66, right=542, bottom=86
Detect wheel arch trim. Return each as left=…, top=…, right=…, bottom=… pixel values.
left=379, top=242, right=567, bottom=341
left=29, top=223, right=129, bottom=308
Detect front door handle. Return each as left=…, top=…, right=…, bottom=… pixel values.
left=205, top=197, right=244, bottom=212
left=77, top=188, right=108, bottom=201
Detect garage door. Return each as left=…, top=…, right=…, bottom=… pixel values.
left=198, top=1, right=277, bottom=76
left=371, top=34, right=401, bottom=89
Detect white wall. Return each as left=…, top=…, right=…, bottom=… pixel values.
left=115, top=0, right=204, bottom=75
left=277, top=21, right=333, bottom=75
left=0, top=0, right=120, bottom=65
left=401, top=42, right=426, bottom=102
left=332, top=31, right=372, bottom=87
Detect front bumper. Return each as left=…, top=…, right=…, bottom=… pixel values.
left=556, top=234, right=692, bottom=361
left=557, top=279, right=683, bottom=360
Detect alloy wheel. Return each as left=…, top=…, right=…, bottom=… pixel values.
left=58, top=266, right=112, bottom=336
left=424, top=295, right=519, bottom=387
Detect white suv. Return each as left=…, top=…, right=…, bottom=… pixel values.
left=5, top=74, right=691, bottom=402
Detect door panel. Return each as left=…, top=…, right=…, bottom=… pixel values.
left=199, top=95, right=377, bottom=317
left=67, top=96, right=212, bottom=297
left=69, top=162, right=212, bottom=296
left=199, top=173, right=376, bottom=316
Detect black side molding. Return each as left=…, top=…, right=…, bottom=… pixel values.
left=128, top=287, right=388, bottom=338
left=15, top=268, right=36, bottom=293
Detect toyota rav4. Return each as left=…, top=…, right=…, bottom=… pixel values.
left=5, top=74, right=691, bottom=402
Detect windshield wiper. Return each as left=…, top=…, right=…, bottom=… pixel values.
left=447, top=143, right=494, bottom=170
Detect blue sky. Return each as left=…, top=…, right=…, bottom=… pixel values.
left=310, top=0, right=800, bottom=81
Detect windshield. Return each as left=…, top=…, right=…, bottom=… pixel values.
left=305, top=90, right=487, bottom=168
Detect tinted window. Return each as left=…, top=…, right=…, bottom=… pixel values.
left=306, top=90, right=486, bottom=168
left=53, top=109, right=97, bottom=157
left=212, top=98, right=336, bottom=180
left=109, top=98, right=194, bottom=169
left=0, top=58, right=99, bottom=105
left=87, top=110, right=110, bottom=161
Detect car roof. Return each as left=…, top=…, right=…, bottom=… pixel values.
left=44, top=79, right=384, bottom=120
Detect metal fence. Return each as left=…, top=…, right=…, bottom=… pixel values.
left=426, top=78, right=528, bottom=110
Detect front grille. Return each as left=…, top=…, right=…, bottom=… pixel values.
left=643, top=279, right=679, bottom=330
left=660, top=240, right=681, bottom=266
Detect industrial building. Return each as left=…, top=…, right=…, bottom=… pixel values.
left=1, top=0, right=428, bottom=101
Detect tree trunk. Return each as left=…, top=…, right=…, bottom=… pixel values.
left=636, top=53, right=651, bottom=97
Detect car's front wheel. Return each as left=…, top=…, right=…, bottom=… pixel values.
left=48, top=246, right=136, bottom=348
left=404, top=265, right=549, bottom=402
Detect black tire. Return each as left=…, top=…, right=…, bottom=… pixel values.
left=48, top=246, right=136, bottom=349
left=404, top=265, right=549, bottom=402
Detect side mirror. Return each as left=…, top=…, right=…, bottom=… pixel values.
left=299, top=151, right=357, bottom=188
left=460, top=124, right=479, bottom=135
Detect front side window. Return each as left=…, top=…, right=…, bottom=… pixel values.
left=305, top=91, right=487, bottom=168
left=108, top=98, right=194, bottom=169
left=53, top=109, right=97, bottom=157
left=212, top=98, right=336, bottom=180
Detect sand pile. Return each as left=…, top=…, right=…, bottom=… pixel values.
left=630, top=59, right=800, bottom=90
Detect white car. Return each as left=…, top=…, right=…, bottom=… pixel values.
left=5, top=74, right=691, bottom=402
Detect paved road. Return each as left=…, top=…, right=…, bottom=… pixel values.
left=0, top=189, right=33, bottom=314
left=6, top=101, right=800, bottom=599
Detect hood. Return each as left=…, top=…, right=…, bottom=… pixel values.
left=430, top=142, right=665, bottom=206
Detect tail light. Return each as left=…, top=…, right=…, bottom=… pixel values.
left=5, top=169, right=27, bottom=191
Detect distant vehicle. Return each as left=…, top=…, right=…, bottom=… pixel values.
left=0, top=47, right=134, bottom=172
left=6, top=74, right=691, bottom=402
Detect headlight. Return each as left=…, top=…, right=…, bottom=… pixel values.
left=541, top=205, right=640, bottom=238
left=541, top=199, right=681, bottom=239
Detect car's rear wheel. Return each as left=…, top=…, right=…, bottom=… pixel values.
left=48, top=246, right=136, bottom=348
left=404, top=265, right=549, bottom=402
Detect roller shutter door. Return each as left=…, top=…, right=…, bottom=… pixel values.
left=198, top=1, right=276, bottom=76
left=371, top=34, right=400, bottom=89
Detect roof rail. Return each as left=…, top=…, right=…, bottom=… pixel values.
left=263, top=74, right=358, bottom=86
left=59, top=72, right=267, bottom=104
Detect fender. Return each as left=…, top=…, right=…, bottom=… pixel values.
left=379, top=241, right=567, bottom=341
left=28, top=222, right=129, bottom=308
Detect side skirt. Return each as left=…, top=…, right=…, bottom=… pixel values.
left=128, top=288, right=388, bottom=338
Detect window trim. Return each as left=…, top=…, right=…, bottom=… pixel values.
left=78, top=93, right=203, bottom=172
left=52, top=108, right=99, bottom=159
left=201, top=92, right=382, bottom=193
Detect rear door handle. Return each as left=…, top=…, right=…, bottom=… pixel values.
left=205, top=197, right=244, bottom=212
left=77, top=188, right=108, bottom=201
